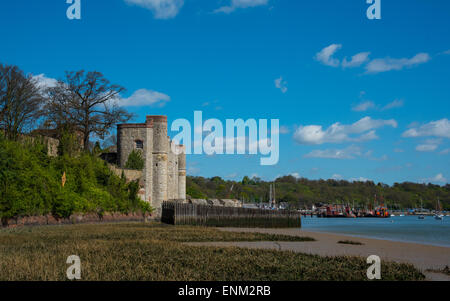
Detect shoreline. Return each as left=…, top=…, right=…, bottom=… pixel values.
left=200, top=227, right=450, bottom=280
left=300, top=228, right=450, bottom=248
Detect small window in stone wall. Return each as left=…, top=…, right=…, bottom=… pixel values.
left=135, top=140, right=144, bottom=149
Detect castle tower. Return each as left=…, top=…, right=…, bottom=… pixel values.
left=117, top=115, right=186, bottom=214
left=167, top=138, right=179, bottom=200
left=144, top=117, right=153, bottom=204
left=149, top=116, right=168, bottom=210
left=177, top=144, right=186, bottom=200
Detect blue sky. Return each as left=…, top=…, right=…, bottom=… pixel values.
left=1, top=0, right=449, bottom=185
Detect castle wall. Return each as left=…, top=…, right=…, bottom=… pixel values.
left=108, top=164, right=143, bottom=183
left=117, top=124, right=146, bottom=168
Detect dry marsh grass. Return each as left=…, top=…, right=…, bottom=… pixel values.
left=338, top=240, right=364, bottom=246
left=0, top=222, right=425, bottom=281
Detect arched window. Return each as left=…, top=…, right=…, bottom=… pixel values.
left=135, top=140, right=144, bottom=149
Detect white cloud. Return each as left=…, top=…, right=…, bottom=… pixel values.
left=274, top=76, right=287, bottom=93
left=124, top=0, right=184, bottom=19
left=305, top=145, right=362, bottom=160
left=415, top=138, right=442, bottom=152
left=331, top=174, right=343, bottom=180
left=315, top=44, right=342, bottom=67
left=32, top=74, right=58, bottom=90
left=402, top=119, right=450, bottom=139
left=433, top=174, right=447, bottom=183
left=382, top=99, right=404, bottom=111
left=353, top=99, right=404, bottom=112
left=416, top=144, right=438, bottom=152
left=214, top=0, right=268, bottom=14
left=342, top=52, right=370, bottom=68
left=198, top=135, right=271, bottom=155
left=365, top=53, right=431, bottom=74
left=422, top=173, right=447, bottom=184
left=294, top=117, right=397, bottom=145
left=350, top=177, right=370, bottom=183
left=31, top=73, right=170, bottom=108
left=290, top=173, right=301, bottom=179
left=352, top=101, right=375, bottom=112
left=440, top=148, right=450, bottom=155
left=315, top=45, right=431, bottom=74
left=119, top=89, right=170, bottom=107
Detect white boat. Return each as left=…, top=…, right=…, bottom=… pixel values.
left=435, top=214, right=444, bottom=220
left=418, top=200, right=425, bottom=220
left=434, top=199, right=444, bottom=220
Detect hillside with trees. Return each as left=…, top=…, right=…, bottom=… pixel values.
left=187, top=175, right=450, bottom=211
left=0, top=62, right=151, bottom=224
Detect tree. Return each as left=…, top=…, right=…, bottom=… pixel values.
left=44, top=70, right=132, bottom=150
left=125, top=150, right=144, bottom=170
left=0, top=63, right=43, bottom=140
left=57, top=125, right=82, bottom=156
left=242, top=176, right=251, bottom=185
left=101, top=134, right=117, bottom=149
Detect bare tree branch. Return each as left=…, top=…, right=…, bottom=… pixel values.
left=43, top=70, right=133, bottom=150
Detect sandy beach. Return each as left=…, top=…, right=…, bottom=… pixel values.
left=186, top=227, right=450, bottom=281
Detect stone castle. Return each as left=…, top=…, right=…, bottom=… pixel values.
left=117, top=116, right=186, bottom=211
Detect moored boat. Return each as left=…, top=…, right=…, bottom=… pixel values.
left=434, top=199, right=444, bottom=220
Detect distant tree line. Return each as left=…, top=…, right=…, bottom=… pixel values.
left=187, top=175, right=450, bottom=210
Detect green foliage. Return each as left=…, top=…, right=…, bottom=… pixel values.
left=186, top=182, right=207, bottom=199
left=187, top=175, right=450, bottom=210
left=57, top=128, right=81, bottom=156
left=0, top=136, right=153, bottom=222
left=93, top=141, right=102, bottom=155
left=125, top=150, right=144, bottom=170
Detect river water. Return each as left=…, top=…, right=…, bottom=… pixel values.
left=301, top=215, right=450, bottom=247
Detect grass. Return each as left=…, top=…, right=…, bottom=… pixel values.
left=338, top=240, right=364, bottom=246
left=0, top=222, right=424, bottom=281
